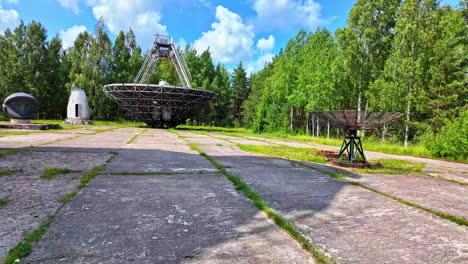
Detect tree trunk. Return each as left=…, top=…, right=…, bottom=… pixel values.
left=316, top=116, right=320, bottom=137
left=404, top=98, right=411, bottom=147
left=290, top=106, right=294, bottom=132
left=312, top=114, right=315, bottom=137
left=306, top=114, right=309, bottom=135
left=327, top=121, right=330, bottom=138
left=382, top=124, right=387, bottom=141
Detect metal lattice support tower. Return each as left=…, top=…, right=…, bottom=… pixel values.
left=134, top=34, right=192, bottom=88
left=104, top=34, right=215, bottom=128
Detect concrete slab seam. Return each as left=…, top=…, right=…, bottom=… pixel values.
left=2, top=151, right=118, bottom=263
left=169, top=129, right=335, bottom=264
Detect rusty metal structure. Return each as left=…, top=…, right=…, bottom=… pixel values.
left=311, top=110, right=403, bottom=164
left=103, top=34, right=215, bottom=127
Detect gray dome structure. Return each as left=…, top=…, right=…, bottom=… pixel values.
left=3, top=92, right=39, bottom=120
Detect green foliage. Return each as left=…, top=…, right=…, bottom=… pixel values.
left=4, top=242, right=31, bottom=264
left=0, top=199, right=9, bottom=206
left=422, top=110, right=468, bottom=160
left=0, top=169, right=22, bottom=176
left=239, top=145, right=326, bottom=164
left=356, top=159, right=425, bottom=174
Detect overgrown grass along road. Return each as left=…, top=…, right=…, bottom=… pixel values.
left=178, top=125, right=465, bottom=163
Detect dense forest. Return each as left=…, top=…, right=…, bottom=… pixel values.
left=0, top=0, right=466, bottom=159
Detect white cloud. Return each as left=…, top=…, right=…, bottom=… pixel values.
left=198, top=0, right=213, bottom=9
left=85, top=0, right=167, bottom=50
left=253, top=0, right=323, bottom=30
left=256, top=35, right=274, bottom=52
left=59, top=25, right=87, bottom=49
left=0, top=7, right=19, bottom=33
left=193, top=6, right=254, bottom=64
left=246, top=53, right=274, bottom=74
left=57, top=0, right=80, bottom=14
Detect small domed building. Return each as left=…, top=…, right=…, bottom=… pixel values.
left=64, top=85, right=92, bottom=125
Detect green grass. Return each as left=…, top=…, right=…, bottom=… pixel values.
left=177, top=125, right=249, bottom=133
left=77, top=165, right=105, bottom=189
left=0, top=130, right=32, bottom=137
left=257, top=132, right=449, bottom=161
left=0, top=148, right=24, bottom=156
left=4, top=242, right=31, bottom=264
left=4, top=216, right=54, bottom=264
left=0, top=169, right=22, bottom=176
left=0, top=199, right=9, bottom=206
left=355, top=159, right=426, bottom=174
left=127, top=128, right=148, bottom=144
left=170, top=130, right=334, bottom=264
left=239, top=144, right=326, bottom=164
left=93, top=120, right=147, bottom=127
left=40, top=168, right=72, bottom=179
left=58, top=191, right=78, bottom=203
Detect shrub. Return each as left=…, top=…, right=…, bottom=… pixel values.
left=423, top=111, right=468, bottom=161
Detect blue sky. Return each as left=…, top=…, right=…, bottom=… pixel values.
left=0, top=0, right=461, bottom=73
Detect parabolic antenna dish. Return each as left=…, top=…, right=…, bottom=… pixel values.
left=103, top=34, right=216, bottom=128
left=311, top=110, right=403, bottom=165
left=311, top=110, right=404, bottom=131
left=103, top=83, right=215, bottom=128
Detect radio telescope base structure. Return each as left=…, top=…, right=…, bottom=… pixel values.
left=103, top=34, right=215, bottom=128
left=311, top=110, right=403, bottom=166
left=103, top=83, right=215, bottom=128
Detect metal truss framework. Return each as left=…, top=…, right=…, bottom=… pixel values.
left=103, top=83, right=215, bottom=128
left=310, top=110, right=403, bottom=132
left=134, top=34, right=192, bottom=87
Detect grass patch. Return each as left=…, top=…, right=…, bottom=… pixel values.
left=93, top=120, right=147, bottom=127
left=239, top=144, right=326, bottom=164
left=354, top=159, right=425, bottom=174
left=177, top=125, right=249, bottom=133
left=0, top=131, right=32, bottom=137
left=255, top=132, right=460, bottom=162
left=58, top=191, right=78, bottom=203
left=40, top=168, right=72, bottom=179
left=0, top=169, right=22, bottom=176
left=77, top=165, right=105, bottom=189
left=0, top=148, right=23, bottom=156
left=0, top=199, right=9, bottom=206
left=107, top=152, right=119, bottom=162
left=4, top=216, right=55, bottom=264
left=127, top=128, right=148, bottom=144
left=170, top=130, right=334, bottom=264
left=4, top=242, right=31, bottom=264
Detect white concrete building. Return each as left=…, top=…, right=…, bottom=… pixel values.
left=64, top=86, right=92, bottom=124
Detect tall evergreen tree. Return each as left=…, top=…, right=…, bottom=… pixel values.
left=231, top=61, right=249, bottom=123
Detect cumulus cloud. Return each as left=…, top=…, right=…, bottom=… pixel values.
left=193, top=6, right=254, bottom=64
left=0, top=6, right=19, bottom=33
left=253, top=0, right=323, bottom=30
left=256, top=35, right=275, bottom=52
left=60, top=25, right=87, bottom=49
left=57, top=0, right=80, bottom=14
left=246, top=53, right=274, bottom=74
left=85, top=0, right=167, bottom=50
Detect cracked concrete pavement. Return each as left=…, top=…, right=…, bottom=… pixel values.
left=1, top=126, right=467, bottom=263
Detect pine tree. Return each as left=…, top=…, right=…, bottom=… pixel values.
left=231, top=61, right=249, bottom=123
